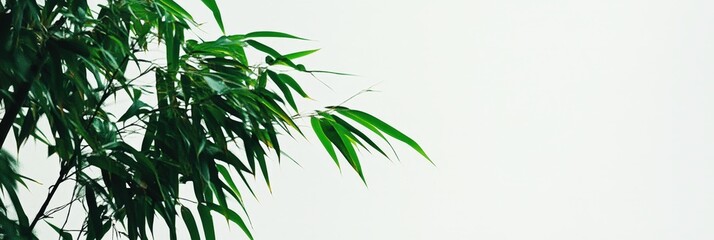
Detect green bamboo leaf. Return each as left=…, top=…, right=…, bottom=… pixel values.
left=254, top=94, right=300, bottom=132
left=200, top=0, right=225, bottom=33
left=278, top=73, right=309, bottom=98
left=245, top=40, right=282, bottom=58
left=216, top=180, right=241, bottom=204
left=181, top=206, right=201, bottom=240
left=118, top=98, right=150, bottom=122
left=318, top=118, right=364, bottom=182
left=47, top=222, right=73, bottom=240
left=256, top=147, right=271, bottom=192
left=320, top=114, right=368, bottom=150
left=126, top=197, right=139, bottom=240
left=16, top=109, right=37, bottom=146
left=283, top=49, right=319, bottom=60
left=216, top=151, right=252, bottom=174
left=245, top=31, right=308, bottom=40
left=329, top=108, right=398, bottom=157
left=208, top=165, right=231, bottom=223
left=163, top=21, right=182, bottom=74
left=241, top=41, right=305, bottom=71
left=237, top=170, right=258, bottom=199
left=197, top=204, right=215, bottom=240
left=137, top=199, right=150, bottom=240
left=6, top=185, right=27, bottom=227
left=332, top=115, right=389, bottom=158
left=311, top=117, right=340, bottom=169
left=214, top=179, right=252, bottom=225
left=267, top=70, right=297, bottom=111
left=215, top=164, right=243, bottom=202
left=205, top=203, right=253, bottom=240
left=336, top=108, right=431, bottom=162
left=86, top=186, right=102, bottom=240
left=264, top=121, right=281, bottom=160
left=204, top=76, right=228, bottom=94
left=156, top=0, right=195, bottom=23
left=329, top=120, right=364, bottom=181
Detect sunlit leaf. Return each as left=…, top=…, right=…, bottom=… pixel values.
left=283, top=49, right=320, bottom=60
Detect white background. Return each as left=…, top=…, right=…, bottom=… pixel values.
left=16, top=0, right=714, bottom=239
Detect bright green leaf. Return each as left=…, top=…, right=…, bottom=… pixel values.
left=283, top=49, right=319, bottom=60
left=245, top=31, right=308, bottom=40
left=311, top=117, right=340, bottom=169
left=336, top=108, right=432, bottom=162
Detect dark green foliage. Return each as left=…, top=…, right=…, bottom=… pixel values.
left=0, top=0, right=429, bottom=239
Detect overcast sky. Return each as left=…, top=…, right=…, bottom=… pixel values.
left=18, top=0, right=714, bottom=239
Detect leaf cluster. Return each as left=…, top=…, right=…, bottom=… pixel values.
left=0, top=0, right=430, bottom=239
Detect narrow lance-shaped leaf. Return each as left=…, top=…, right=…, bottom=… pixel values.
left=329, top=120, right=364, bottom=181
left=86, top=186, right=102, bottom=240
left=6, top=177, right=28, bottom=228
left=254, top=94, right=301, bottom=133
left=320, top=113, right=369, bottom=150
left=118, top=98, right=150, bottom=122
left=267, top=70, right=298, bottom=111
left=214, top=164, right=252, bottom=219
left=311, top=116, right=340, bottom=169
left=255, top=143, right=271, bottom=192
left=197, top=204, right=215, bottom=240
left=47, top=222, right=73, bottom=240
left=332, top=115, right=389, bottom=158
left=200, top=0, right=225, bottom=33
left=283, top=49, right=319, bottom=60
left=205, top=203, right=253, bottom=240
left=244, top=31, right=308, bottom=40
left=237, top=170, right=258, bottom=199
left=181, top=206, right=201, bottom=240
left=329, top=109, right=399, bottom=158
left=215, top=164, right=243, bottom=202
left=278, top=73, right=309, bottom=98
left=335, top=108, right=432, bottom=163
left=319, top=119, right=365, bottom=182
left=245, top=40, right=282, bottom=58
left=156, top=0, right=195, bottom=24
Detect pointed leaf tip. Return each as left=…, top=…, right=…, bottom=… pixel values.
left=200, top=0, right=225, bottom=33
left=336, top=108, right=432, bottom=163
